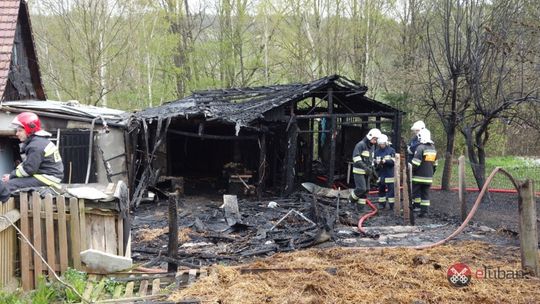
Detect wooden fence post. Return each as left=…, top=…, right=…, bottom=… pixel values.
left=402, top=162, right=410, bottom=225
left=458, top=155, right=467, bottom=221
left=32, top=194, right=42, bottom=284
left=518, top=179, right=539, bottom=276
left=19, top=193, right=31, bottom=290
left=394, top=153, right=401, bottom=217
left=167, top=191, right=179, bottom=272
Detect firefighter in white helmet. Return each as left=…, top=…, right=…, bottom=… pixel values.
left=408, top=120, right=425, bottom=210
left=407, top=120, right=425, bottom=163
left=374, top=134, right=396, bottom=210
left=350, top=128, right=381, bottom=211
left=410, top=128, right=438, bottom=217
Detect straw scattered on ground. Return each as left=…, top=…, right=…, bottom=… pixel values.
left=135, top=227, right=192, bottom=243
left=170, top=241, right=540, bottom=304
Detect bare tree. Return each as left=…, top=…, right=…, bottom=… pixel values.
left=461, top=0, right=539, bottom=188
left=159, top=0, right=208, bottom=98
left=421, top=0, right=472, bottom=190
left=33, top=0, right=134, bottom=106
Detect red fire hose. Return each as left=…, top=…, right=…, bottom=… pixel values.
left=357, top=199, right=378, bottom=234
left=431, top=186, right=520, bottom=194
left=350, top=167, right=520, bottom=249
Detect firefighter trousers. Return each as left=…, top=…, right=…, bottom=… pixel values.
left=351, top=173, right=368, bottom=205
left=412, top=183, right=431, bottom=207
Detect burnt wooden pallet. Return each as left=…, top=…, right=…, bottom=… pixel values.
left=78, top=267, right=211, bottom=303
left=79, top=273, right=166, bottom=303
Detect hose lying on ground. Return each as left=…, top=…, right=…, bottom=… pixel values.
left=357, top=199, right=378, bottom=235
left=353, top=167, right=520, bottom=250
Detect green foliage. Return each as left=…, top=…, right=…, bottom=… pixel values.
left=46, top=268, right=88, bottom=303
left=31, top=277, right=58, bottom=304
left=104, top=278, right=124, bottom=296
left=433, top=156, right=540, bottom=189
left=0, top=290, right=27, bottom=304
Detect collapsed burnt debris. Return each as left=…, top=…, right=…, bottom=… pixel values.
left=133, top=193, right=344, bottom=267
left=129, top=75, right=404, bottom=208
left=131, top=190, right=511, bottom=269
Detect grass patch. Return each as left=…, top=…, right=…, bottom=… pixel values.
left=433, top=156, right=540, bottom=189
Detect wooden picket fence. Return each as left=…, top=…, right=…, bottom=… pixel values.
left=0, top=198, right=17, bottom=290
left=19, top=192, right=85, bottom=290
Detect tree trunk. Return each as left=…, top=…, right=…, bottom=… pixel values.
left=441, top=126, right=455, bottom=190
left=464, top=127, right=486, bottom=190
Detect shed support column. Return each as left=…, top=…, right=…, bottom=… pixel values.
left=393, top=112, right=402, bottom=153
left=328, top=116, right=337, bottom=187
left=375, top=116, right=381, bottom=130
left=257, top=132, right=267, bottom=199
left=284, top=118, right=298, bottom=195
left=327, top=88, right=336, bottom=187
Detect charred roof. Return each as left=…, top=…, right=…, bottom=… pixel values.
left=135, top=75, right=400, bottom=129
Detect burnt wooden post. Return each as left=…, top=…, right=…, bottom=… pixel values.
left=393, top=112, right=402, bottom=153
left=328, top=116, right=337, bottom=187
left=375, top=116, right=381, bottom=130
left=327, top=88, right=336, bottom=187
left=517, top=179, right=539, bottom=276
left=257, top=132, right=267, bottom=199
left=394, top=153, right=401, bottom=217
left=458, top=155, right=467, bottom=221
left=306, top=118, right=314, bottom=178
left=284, top=117, right=298, bottom=195
left=167, top=188, right=180, bottom=272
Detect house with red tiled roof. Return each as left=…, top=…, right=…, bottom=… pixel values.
left=0, top=0, right=45, bottom=101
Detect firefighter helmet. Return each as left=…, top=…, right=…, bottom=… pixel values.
left=11, top=112, right=43, bottom=135
left=366, top=128, right=382, bottom=140
left=377, top=134, right=389, bottom=145
left=411, top=120, right=426, bottom=131
left=418, top=128, right=433, bottom=144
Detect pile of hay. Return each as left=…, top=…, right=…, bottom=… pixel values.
left=170, top=241, right=539, bottom=303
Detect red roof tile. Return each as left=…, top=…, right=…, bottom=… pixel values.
left=0, top=0, right=20, bottom=99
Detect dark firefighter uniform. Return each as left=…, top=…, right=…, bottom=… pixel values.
left=351, top=137, right=375, bottom=206
left=374, top=145, right=395, bottom=209
left=407, top=134, right=421, bottom=206
left=411, top=142, right=437, bottom=215
left=407, top=135, right=420, bottom=163
left=6, top=135, right=64, bottom=192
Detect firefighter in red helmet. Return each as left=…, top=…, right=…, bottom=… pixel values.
left=1, top=112, right=64, bottom=194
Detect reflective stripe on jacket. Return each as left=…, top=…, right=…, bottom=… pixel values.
left=352, top=137, right=374, bottom=175
left=411, top=143, right=438, bottom=184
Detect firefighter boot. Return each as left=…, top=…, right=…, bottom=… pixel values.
left=348, top=194, right=354, bottom=204
left=418, top=205, right=428, bottom=218
left=388, top=203, right=394, bottom=211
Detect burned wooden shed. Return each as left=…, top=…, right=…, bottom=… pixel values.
left=132, top=75, right=402, bottom=201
